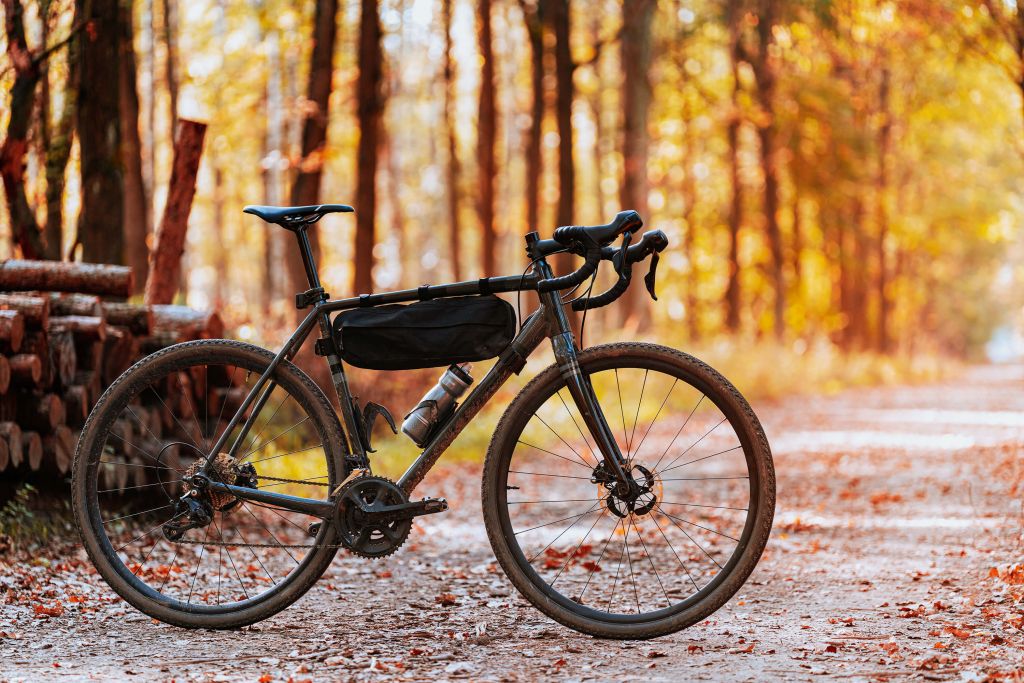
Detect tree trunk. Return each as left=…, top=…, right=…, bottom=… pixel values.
left=619, top=0, right=655, bottom=328
left=477, top=0, right=498, bottom=277
left=443, top=0, right=463, bottom=280
left=681, top=104, right=699, bottom=341
left=548, top=0, right=573, bottom=277
left=876, top=68, right=892, bottom=353
left=261, top=28, right=283, bottom=312
left=752, top=0, right=784, bottom=340
left=724, top=0, right=743, bottom=333
left=43, top=1, right=79, bottom=261
left=354, top=0, right=382, bottom=294
left=521, top=0, right=545, bottom=235
left=290, top=0, right=339, bottom=301
left=161, top=0, right=178, bottom=131
left=0, top=0, right=46, bottom=259
left=0, top=261, right=132, bottom=298
left=120, top=0, right=150, bottom=294
left=77, top=0, right=124, bottom=265
left=144, top=120, right=207, bottom=305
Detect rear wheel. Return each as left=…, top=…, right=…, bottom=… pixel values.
left=72, top=340, right=349, bottom=629
left=482, top=342, right=775, bottom=639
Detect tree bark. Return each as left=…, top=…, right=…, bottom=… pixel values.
left=43, top=1, right=79, bottom=261
left=354, top=0, right=382, bottom=294
left=548, top=0, right=574, bottom=279
left=876, top=67, right=892, bottom=353
left=751, top=0, right=784, bottom=340
left=77, top=0, right=124, bottom=265
left=520, top=0, right=545, bottom=235
left=0, top=0, right=46, bottom=259
left=120, top=0, right=150, bottom=294
left=0, top=310, right=24, bottom=353
left=161, top=0, right=178, bottom=131
left=724, top=0, right=742, bottom=334
left=443, top=0, right=463, bottom=280
left=290, top=0, right=339, bottom=301
left=144, top=120, right=207, bottom=305
left=619, top=0, right=655, bottom=328
left=477, top=0, right=498, bottom=277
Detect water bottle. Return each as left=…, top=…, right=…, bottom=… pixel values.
left=401, top=364, right=473, bottom=447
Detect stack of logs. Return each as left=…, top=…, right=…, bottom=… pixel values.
left=0, top=260, right=223, bottom=487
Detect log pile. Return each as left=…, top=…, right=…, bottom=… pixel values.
left=0, top=260, right=224, bottom=486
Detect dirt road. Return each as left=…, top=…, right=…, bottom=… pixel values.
left=2, top=364, right=1023, bottom=682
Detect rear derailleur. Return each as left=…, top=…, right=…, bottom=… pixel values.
left=163, top=460, right=259, bottom=541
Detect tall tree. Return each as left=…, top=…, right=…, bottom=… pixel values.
left=748, top=0, right=785, bottom=340
left=288, top=0, right=339, bottom=299
left=547, top=0, right=573, bottom=277
left=161, top=0, right=178, bottom=131
left=520, top=0, right=545, bottom=234
left=724, top=0, right=743, bottom=333
left=442, top=0, right=462, bottom=280
left=353, top=0, right=383, bottom=294
left=121, top=0, right=150, bottom=292
left=477, top=0, right=498, bottom=276
left=42, top=8, right=78, bottom=261
left=77, top=0, right=124, bottom=265
left=875, top=66, right=892, bottom=353
left=619, top=0, right=655, bottom=326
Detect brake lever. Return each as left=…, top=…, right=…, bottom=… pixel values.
left=643, top=252, right=660, bottom=301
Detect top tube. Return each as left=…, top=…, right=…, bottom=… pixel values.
left=318, top=272, right=542, bottom=314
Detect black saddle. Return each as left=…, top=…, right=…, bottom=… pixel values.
left=243, top=204, right=353, bottom=229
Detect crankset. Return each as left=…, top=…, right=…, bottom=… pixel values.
left=333, top=475, right=447, bottom=558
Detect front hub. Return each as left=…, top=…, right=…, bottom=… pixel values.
left=592, top=462, right=659, bottom=518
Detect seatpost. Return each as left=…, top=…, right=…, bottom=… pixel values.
left=294, top=226, right=322, bottom=289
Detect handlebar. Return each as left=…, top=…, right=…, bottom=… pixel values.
left=570, top=229, right=669, bottom=311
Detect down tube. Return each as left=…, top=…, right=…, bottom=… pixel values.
left=397, top=311, right=551, bottom=495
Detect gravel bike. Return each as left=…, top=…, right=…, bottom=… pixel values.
left=72, top=203, right=775, bottom=639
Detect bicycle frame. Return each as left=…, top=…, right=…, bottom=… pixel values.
left=198, top=227, right=631, bottom=519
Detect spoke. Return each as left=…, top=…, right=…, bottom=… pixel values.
left=242, top=503, right=300, bottom=565
left=103, top=503, right=173, bottom=525
left=114, top=512, right=185, bottom=554
left=216, top=520, right=223, bottom=605
left=254, top=501, right=315, bottom=537
left=627, top=369, right=648, bottom=461
left=659, top=445, right=743, bottom=474
left=556, top=391, right=596, bottom=464
left=657, top=510, right=724, bottom=571
left=240, top=386, right=289, bottom=458
left=179, top=371, right=206, bottom=451
left=148, top=385, right=204, bottom=452
left=660, top=418, right=727, bottom=473
left=659, top=501, right=748, bottom=512
left=605, top=520, right=629, bottom=613
left=156, top=542, right=181, bottom=595
left=551, top=507, right=608, bottom=587
left=630, top=379, right=677, bottom=464
left=105, top=429, right=179, bottom=472
left=125, top=405, right=169, bottom=453
left=631, top=515, right=671, bottom=608
left=614, top=369, right=629, bottom=459
left=623, top=515, right=641, bottom=614
left=98, top=480, right=176, bottom=494
left=99, top=459, right=178, bottom=472
left=213, top=515, right=249, bottom=600
left=651, top=394, right=705, bottom=472
left=213, top=365, right=239, bottom=437
left=533, top=413, right=594, bottom=468
left=232, top=523, right=277, bottom=587
left=248, top=442, right=324, bottom=466
left=508, top=470, right=592, bottom=480
left=660, top=476, right=748, bottom=482
left=507, top=498, right=596, bottom=505
left=187, top=525, right=211, bottom=605
left=649, top=511, right=702, bottom=591
left=519, top=501, right=604, bottom=541
left=578, top=517, right=621, bottom=605
left=516, top=440, right=592, bottom=470
left=130, top=536, right=163, bottom=577
left=240, top=416, right=310, bottom=460
left=658, top=509, right=740, bottom=543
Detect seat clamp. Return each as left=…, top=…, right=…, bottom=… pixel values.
left=296, top=287, right=329, bottom=309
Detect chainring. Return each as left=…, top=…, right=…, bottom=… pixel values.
left=334, top=476, right=412, bottom=559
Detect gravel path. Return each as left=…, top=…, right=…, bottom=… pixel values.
left=2, top=364, right=1023, bottom=682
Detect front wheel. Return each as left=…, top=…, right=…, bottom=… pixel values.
left=482, top=342, right=775, bottom=639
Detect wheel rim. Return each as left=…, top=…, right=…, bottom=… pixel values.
left=496, top=355, right=762, bottom=623
left=85, top=355, right=337, bottom=613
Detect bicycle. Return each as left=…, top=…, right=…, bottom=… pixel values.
left=72, top=203, right=775, bottom=639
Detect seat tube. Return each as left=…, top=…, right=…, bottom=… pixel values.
left=294, top=227, right=322, bottom=289
left=535, top=259, right=631, bottom=485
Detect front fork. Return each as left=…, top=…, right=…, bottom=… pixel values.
left=536, top=260, right=633, bottom=490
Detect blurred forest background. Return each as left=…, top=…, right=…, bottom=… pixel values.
left=3, top=0, right=1024, bottom=390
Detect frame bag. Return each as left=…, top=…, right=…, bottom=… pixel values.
left=333, top=295, right=516, bottom=370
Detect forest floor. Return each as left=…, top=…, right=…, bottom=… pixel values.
left=2, top=364, right=1024, bottom=682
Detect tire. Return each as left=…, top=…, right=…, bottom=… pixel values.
left=481, top=342, right=775, bottom=639
left=72, top=340, right=349, bottom=629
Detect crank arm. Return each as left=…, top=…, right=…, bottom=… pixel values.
left=359, top=497, right=449, bottom=525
